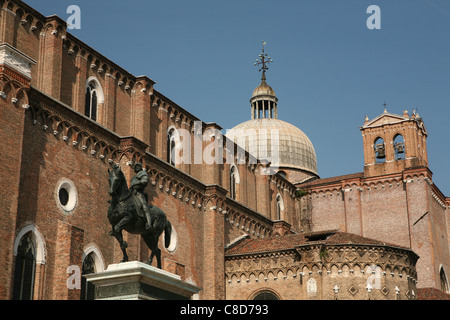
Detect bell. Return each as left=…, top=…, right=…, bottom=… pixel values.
left=376, top=144, right=385, bottom=159
left=395, top=142, right=405, bottom=154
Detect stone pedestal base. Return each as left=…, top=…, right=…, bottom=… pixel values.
left=84, top=261, right=200, bottom=300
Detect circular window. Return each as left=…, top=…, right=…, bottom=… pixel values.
left=164, top=225, right=178, bottom=253
left=56, top=179, right=77, bottom=212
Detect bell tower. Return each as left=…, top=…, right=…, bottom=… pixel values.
left=360, top=108, right=428, bottom=177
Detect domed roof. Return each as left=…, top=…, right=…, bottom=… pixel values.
left=252, top=79, right=276, bottom=98
left=231, top=45, right=318, bottom=177
left=227, top=118, right=318, bottom=176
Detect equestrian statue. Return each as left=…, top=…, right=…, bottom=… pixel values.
left=107, top=162, right=172, bottom=269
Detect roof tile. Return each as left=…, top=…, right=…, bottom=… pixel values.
left=225, top=230, right=410, bottom=256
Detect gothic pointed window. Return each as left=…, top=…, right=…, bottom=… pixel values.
left=12, top=233, right=36, bottom=300
left=84, top=77, right=105, bottom=121
left=167, top=128, right=177, bottom=165
left=230, top=166, right=237, bottom=200
left=85, top=81, right=98, bottom=121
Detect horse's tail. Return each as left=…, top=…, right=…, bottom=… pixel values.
left=164, top=220, right=172, bottom=248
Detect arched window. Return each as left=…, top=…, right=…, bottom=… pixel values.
left=229, top=165, right=240, bottom=200
left=276, top=194, right=284, bottom=220
left=80, top=246, right=105, bottom=300
left=252, top=291, right=279, bottom=300
left=167, top=128, right=177, bottom=165
left=230, top=166, right=237, bottom=200
left=85, top=81, right=97, bottom=120
left=374, top=137, right=386, bottom=163
left=394, top=134, right=405, bottom=160
left=80, top=252, right=96, bottom=300
left=440, top=266, right=449, bottom=294
left=12, top=233, right=36, bottom=300
left=84, top=77, right=104, bottom=121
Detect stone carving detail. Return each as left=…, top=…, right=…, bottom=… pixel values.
left=0, top=43, right=36, bottom=79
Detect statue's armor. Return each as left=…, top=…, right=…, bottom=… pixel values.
left=130, top=169, right=153, bottom=229
left=130, top=170, right=149, bottom=191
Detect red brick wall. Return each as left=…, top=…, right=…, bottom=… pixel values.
left=309, top=188, right=346, bottom=232
left=3, top=0, right=446, bottom=300
left=13, top=112, right=113, bottom=299
left=0, top=89, right=25, bottom=299
left=361, top=179, right=410, bottom=248
left=426, top=186, right=450, bottom=289
left=304, top=168, right=449, bottom=290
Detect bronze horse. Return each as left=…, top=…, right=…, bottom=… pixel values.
left=107, top=163, right=172, bottom=268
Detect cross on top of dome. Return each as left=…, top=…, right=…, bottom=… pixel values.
left=254, top=41, right=274, bottom=80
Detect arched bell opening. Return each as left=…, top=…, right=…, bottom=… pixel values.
left=374, top=137, right=386, bottom=163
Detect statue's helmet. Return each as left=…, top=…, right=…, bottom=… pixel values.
left=134, top=162, right=143, bottom=169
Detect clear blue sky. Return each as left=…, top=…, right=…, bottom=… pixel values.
left=25, top=0, right=450, bottom=195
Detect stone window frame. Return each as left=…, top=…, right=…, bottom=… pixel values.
left=12, top=225, right=46, bottom=300
left=55, top=178, right=78, bottom=213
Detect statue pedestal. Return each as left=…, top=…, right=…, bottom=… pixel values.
left=84, top=261, right=201, bottom=300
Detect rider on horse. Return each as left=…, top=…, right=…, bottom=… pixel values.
left=130, top=163, right=153, bottom=231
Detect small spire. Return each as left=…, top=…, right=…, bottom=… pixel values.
left=383, top=101, right=388, bottom=113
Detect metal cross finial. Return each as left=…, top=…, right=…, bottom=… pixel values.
left=254, top=41, right=273, bottom=80
left=383, top=101, right=388, bottom=112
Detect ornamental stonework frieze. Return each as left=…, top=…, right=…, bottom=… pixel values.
left=226, top=251, right=299, bottom=281
left=226, top=243, right=418, bottom=284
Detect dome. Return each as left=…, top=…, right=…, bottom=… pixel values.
left=227, top=118, right=318, bottom=176
left=229, top=45, right=318, bottom=179
left=252, top=79, right=276, bottom=98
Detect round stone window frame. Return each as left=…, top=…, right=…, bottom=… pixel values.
left=55, top=178, right=78, bottom=213
left=163, top=225, right=178, bottom=254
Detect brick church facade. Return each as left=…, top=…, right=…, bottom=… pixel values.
left=0, top=0, right=449, bottom=300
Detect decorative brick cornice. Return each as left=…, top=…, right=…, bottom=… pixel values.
left=225, top=241, right=419, bottom=285
left=0, top=64, right=30, bottom=86
left=224, top=197, right=274, bottom=239
left=120, top=136, right=148, bottom=155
